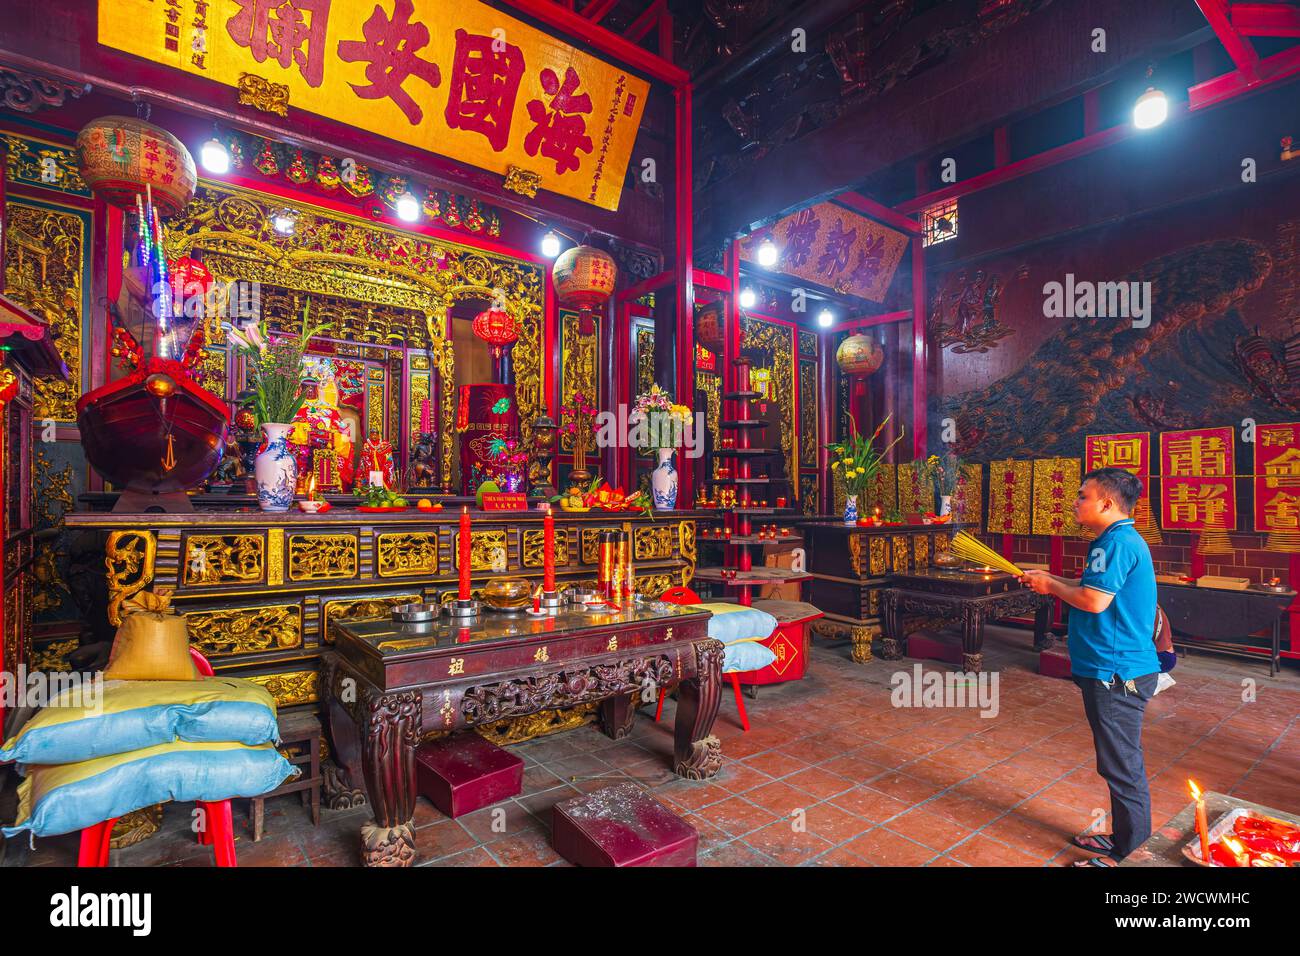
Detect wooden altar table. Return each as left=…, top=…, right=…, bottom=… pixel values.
left=324, top=602, right=723, bottom=866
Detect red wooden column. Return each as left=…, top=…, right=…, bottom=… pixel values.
left=674, top=81, right=695, bottom=507
left=817, top=330, right=834, bottom=515
left=910, top=235, right=927, bottom=459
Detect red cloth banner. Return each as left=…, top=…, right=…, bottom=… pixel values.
left=1159, top=426, right=1236, bottom=531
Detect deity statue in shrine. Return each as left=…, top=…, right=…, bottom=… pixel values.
left=289, top=368, right=356, bottom=491
left=359, top=428, right=398, bottom=490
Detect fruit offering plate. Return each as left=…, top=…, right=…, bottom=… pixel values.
left=1182, top=807, right=1300, bottom=866
left=357, top=505, right=410, bottom=513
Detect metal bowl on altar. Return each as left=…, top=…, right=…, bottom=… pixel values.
left=483, top=577, right=533, bottom=612
left=391, top=603, right=439, bottom=623
left=933, top=550, right=964, bottom=568
left=567, top=588, right=601, bottom=606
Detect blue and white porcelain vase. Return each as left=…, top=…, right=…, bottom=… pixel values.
left=255, top=422, right=298, bottom=512
left=651, top=448, right=678, bottom=510
left=844, top=494, right=859, bottom=524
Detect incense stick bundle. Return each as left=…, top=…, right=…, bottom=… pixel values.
left=949, top=531, right=1025, bottom=576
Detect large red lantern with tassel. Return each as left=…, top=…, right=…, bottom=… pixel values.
left=695, top=302, right=725, bottom=354
left=472, top=306, right=518, bottom=357
left=836, top=334, right=884, bottom=377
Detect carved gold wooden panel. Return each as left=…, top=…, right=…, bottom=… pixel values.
left=522, top=528, right=568, bottom=568
left=377, top=532, right=439, bottom=577
left=890, top=535, right=910, bottom=573
left=323, top=593, right=421, bottom=644
left=185, top=604, right=302, bottom=657
left=182, top=534, right=264, bottom=586
left=288, top=534, right=357, bottom=581
left=580, top=527, right=620, bottom=564
left=244, top=670, right=319, bottom=707
left=633, top=526, right=674, bottom=560
left=912, top=534, right=930, bottom=568
left=868, top=538, right=888, bottom=576
left=454, top=530, right=510, bottom=571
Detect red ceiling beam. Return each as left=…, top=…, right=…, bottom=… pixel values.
left=1231, top=3, right=1300, bottom=37
left=624, top=0, right=666, bottom=44
left=1189, top=41, right=1300, bottom=109
left=1195, top=0, right=1260, bottom=76
left=581, top=0, right=619, bottom=25
left=836, top=190, right=922, bottom=235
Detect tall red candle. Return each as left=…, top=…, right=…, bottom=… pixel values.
left=458, top=505, right=472, bottom=600
left=543, top=504, right=556, bottom=592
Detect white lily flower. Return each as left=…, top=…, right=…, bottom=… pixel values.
left=246, top=322, right=266, bottom=349
left=222, top=322, right=251, bottom=350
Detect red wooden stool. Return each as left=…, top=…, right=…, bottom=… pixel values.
left=654, top=586, right=751, bottom=732
left=77, top=647, right=237, bottom=867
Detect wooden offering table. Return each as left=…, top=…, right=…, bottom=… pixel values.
left=324, top=603, right=723, bottom=866
left=801, top=520, right=975, bottom=663
left=881, top=568, right=1054, bottom=673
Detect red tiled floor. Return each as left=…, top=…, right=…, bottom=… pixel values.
left=30, top=631, right=1297, bottom=869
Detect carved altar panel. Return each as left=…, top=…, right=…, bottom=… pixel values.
left=561, top=309, right=599, bottom=454
left=454, top=530, right=511, bottom=571
left=742, top=316, right=795, bottom=480
left=182, top=534, right=264, bottom=586
left=288, top=534, right=357, bottom=581
left=244, top=670, right=319, bottom=707
left=106, top=530, right=157, bottom=627
left=696, top=370, right=721, bottom=478
left=581, top=527, right=622, bottom=564
left=3, top=200, right=84, bottom=421
left=185, top=603, right=302, bottom=657
left=522, top=528, right=569, bottom=568
left=799, top=359, right=818, bottom=468
left=634, top=526, right=675, bottom=560
left=636, top=325, right=656, bottom=395
left=377, top=532, right=439, bottom=577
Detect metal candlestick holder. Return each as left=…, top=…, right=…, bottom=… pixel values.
left=539, top=590, right=565, bottom=611
left=446, top=598, right=483, bottom=619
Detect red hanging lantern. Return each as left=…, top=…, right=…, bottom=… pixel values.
left=169, top=256, right=214, bottom=306
left=472, top=306, right=518, bottom=357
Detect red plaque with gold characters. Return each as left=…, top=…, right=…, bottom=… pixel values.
left=1086, top=432, right=1151, bottom=495
left=1253, top=423, right=1300, bottom=534
left=1159, top=426, right=1236, bottom=531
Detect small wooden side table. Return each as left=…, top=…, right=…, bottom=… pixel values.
left=250, top=711, right=322, bottom=842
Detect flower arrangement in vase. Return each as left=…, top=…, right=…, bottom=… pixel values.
left=224, top=300, right=327, bottom=512
left=827, top=413, right=904, bottom=525
left=629, top=383, right=692, bottom=510
left=922, top=451, right=965, bottom=517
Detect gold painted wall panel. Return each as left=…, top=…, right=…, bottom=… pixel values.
left=377, top=532, right=439, bottom=577
left=561, top=309, right=599, bottom=454
left=522, top=528, right=569, bottom=568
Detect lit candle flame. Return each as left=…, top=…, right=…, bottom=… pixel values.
left=1221, top=836, right=1249, bottom=865
left=1187, top=779, right=1202, bottom=801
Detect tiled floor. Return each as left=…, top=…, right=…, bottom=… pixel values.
left=14, top=626, right=1300, bottom=867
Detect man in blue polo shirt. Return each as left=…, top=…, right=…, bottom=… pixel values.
left=1021, top=467, right=1159, bottom=866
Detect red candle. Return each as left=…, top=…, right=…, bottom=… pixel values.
left=532, top=585, right=542, bottom=614
left=543, top=503, right=556, bottom=593
left=1189, top=779, right=1210, bottom=863
left=458, top=506, right=472, bottom=600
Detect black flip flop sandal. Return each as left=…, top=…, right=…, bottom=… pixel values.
left=1071, top=834, right=1115, bottom=854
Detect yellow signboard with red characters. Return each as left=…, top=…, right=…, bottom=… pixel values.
left=97, top=0, right=650, bottom=210
left=1254, top=423, right=1300, bottom=534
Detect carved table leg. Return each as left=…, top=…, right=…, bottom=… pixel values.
left=359, top=690, right=422, bottom=867
left=321, top=759, right=367, bottom=810
left=673, top=640, right=724, bottom=780
left=879, top=591, right=905, bottom=661
left=850, top=624, right=877, bottom=663
left=320, top=656, right=368, bottom=810
left=961, top=605, right=984, bottom=674
left=1032, top=596, right=1056, bottom=651
left=598, top=692, right=637, bottom=739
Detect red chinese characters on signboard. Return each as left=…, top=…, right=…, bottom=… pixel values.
left=337, top=0, right=442, bottom=125
left=1086, top=432, right=1151, bottom=497
left=1253, top=423, right=1300, bottom=533
left=227, top=0, right=330, bottom=86
left=524, top=66, right=594, bottom=176
left=444, top=29, right=524, bottom=153
left=1159, top=426, right=1236, bottom=531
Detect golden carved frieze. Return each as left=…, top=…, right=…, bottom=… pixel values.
left=848, top=536, right=864, bottom=577
left=454, top=530, right=510, bottom=571
left=182, top=534, right=264, bottom=586
left=634, top=526, right=675, bottom=561
left=473, top=702, right=597, bottom=746
left=869, top=537, right=888, bottom=576
left=245, top=670, right=318, bottom=707
left=106, top=531, right=156, bottom=627
left=409, top=373, right=430, bottom=451
left=288, top=534, right=357, bottom=581
left=377, top=532, right=439, bottom=577
left=522, top=528, right=569, bottom=568
left=636, top=573, right=675, bottom=598
left=4, top=201, right=84, bottom=421
left=367, top=380, right=385, bottom=435
left=890, top=536, right=911, bottom=573
left=184, top=604, right=302, bottom=657
left=323, top=593, right=421, bottom=644
left=637, top=327, right=656, bottom=395
left=503, top=165, right=541, bottom=198
left=1, top=133, right=89, bottom=195
left=267, top=528, right=285, bottom=586
left=799, top=360, right=818, bottom=468
left=913, top=535, right=930, bottom=568
left=677, top=521, right=697, bottom=586
left=560, top=309, right=598, bottom=454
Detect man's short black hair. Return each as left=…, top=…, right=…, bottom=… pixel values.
left=1082, top=467, right=1142, bottom=513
